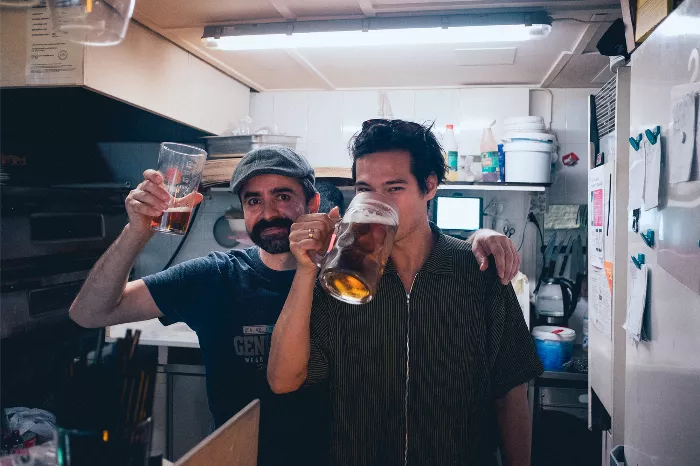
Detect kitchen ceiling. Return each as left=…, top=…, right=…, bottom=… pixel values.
left=133, top=0, right=622, bottom=91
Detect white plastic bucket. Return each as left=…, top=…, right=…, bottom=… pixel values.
left=504, top=150, right=552, bottom=183
left=532, top=326, right=576, bottom=371
left=503, top=131, right=557, bottom=143
left=503, top=141, right=553, bottom=153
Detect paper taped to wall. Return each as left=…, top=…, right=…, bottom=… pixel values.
left=623, top=261, right=648, bottom=343
left=590, top=266, right=612, bottom=340
left=26, top=4, right=84, bottom=85
left=628, top=141, right=646, bottom=211
left=589, top=166, right=605, bottom=269
left=644, top=137, right=661, bottom=210
left=669, top=93, right=697, bottom=184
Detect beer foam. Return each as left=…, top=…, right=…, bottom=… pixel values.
left=342, top=208, right=397, bottom=226
left=165, top=206, right=193, bottom=212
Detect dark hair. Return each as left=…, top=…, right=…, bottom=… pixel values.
left=300, top=178, right=319, bottom=204
left=348, top=119, right=447, bottom=193
left=316, top=181, right=346, bottom=216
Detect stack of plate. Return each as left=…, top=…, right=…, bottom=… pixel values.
left=501, top=116, right=556, bottom=183
left=0, top=167, right=8, bottom=185
left=503, top=116, right=546, bottom=133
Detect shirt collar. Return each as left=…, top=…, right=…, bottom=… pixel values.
left=384, top=222, right=455, bottom=277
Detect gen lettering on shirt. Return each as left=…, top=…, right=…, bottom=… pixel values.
left=234, top=325, right=273, bottom=364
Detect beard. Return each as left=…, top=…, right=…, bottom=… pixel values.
left=248, top=217, right=294, bottom=254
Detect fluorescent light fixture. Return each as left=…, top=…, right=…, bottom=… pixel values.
left=203, top=12, right=552, bottom=51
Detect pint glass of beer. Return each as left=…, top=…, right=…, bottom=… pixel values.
left=318, top=192, right=398, bottom=305
left=150, top=142, right=207, bottom=235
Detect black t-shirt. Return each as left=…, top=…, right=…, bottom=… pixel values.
left=142, top=247, right=329, bottom=466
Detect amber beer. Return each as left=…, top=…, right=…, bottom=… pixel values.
left=151, top=207, right=193, bottom=235
left=318, top=193, right=398, bottom=304
left=150, top=142, right=206, bottom=236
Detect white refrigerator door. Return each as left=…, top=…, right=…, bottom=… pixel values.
left=625, top=0, right=700, bottom=464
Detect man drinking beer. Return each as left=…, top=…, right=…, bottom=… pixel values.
left=69, top=143, right=519, bottom=465
left=268, top=120, right=542, bottom=466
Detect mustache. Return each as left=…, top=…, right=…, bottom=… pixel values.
left=251, top=217, right=294, bottom=237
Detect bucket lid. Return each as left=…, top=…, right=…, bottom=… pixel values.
left=503, top=131, right=557, bottom=143
left=532, top=326, right=576, bottom=341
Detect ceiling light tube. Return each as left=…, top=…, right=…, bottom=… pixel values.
left=202, top=12, right=552, bottom=51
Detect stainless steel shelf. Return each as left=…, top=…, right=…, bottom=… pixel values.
left=438, top=182, right=548, bottom=192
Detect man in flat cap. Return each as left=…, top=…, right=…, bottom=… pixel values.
left=70, top=145, right=518, bottom=465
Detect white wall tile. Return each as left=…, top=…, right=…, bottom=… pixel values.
left=251, top=87, right=592, bottom=207
left=307, top=92, right=343, bottom=144
left=458, top=88, right=529, bottom=154
left=249, top=92, right=274, bottom=132
left=385, top=90, right=415, bottom=121
left=306, top=141, right=351, bottom=168
left=550, top=142, right=589, bottom=204
left=272, top=92, right=309, bottom=143
left=565, top=89, right=592, bottom=144
left=414, top=89, right=455, bottom=137
left=549, top=89, right=568, bottom=144
left=295, top=142, right=309, bottom=158
left=340, top=90, right=379, bottom=145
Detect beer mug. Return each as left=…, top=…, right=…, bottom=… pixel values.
left=151, top=142, right=207, bottom=235
left=315, top=192, right=398, bottom=305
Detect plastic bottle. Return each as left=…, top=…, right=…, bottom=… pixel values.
left=497, top=143, right=506, bottom=182
left=582, top=310, right=589, bottom=352
left=480, top=121, right=500, bottom=182
left=444, top=124, right=459, bottom=182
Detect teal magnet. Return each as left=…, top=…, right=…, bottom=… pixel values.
left=645, top=126, right=661, bottom=145
left=629, top=133, right=643, bottom=151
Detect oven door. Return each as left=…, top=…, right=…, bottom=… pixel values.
left=0, top=186, right=129, bottom=338
left=1, top=269, right=88, bottom=339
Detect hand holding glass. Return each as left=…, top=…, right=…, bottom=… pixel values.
left=314, top=192, right=398, bottom=305
left=150, top=143, right=206, bottom=235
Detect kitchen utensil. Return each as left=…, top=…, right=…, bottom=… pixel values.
left=570, top=235, right=583, bottom=282
left=543, top=232, right=558, bottom=279
left=559, top=236, right=575, bottom=276
left=536, top=277, right=577, bottom=326
left=202, top=134, right=299, bottom=159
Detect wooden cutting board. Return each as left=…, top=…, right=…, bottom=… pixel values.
left=173, top=399, right=259, bottom=466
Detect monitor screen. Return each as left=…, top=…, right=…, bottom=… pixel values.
left=434, top=196, right=482, bottom=231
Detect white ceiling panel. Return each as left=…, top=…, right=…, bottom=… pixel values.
left=173, top=28, right=333, bottom=90
left=135, top=1, right=285, bottom=28
left=295, top=21, right=584, bottom=88
left=285, top=0, right=365, bottom=17
left=454, top=48, right=517, bottom=66
left=548, top=52, right=611, bottom=87
left=133, top=0, right=622, bottom=90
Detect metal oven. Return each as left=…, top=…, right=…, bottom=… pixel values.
left=1, top=185, right=129, bottom=339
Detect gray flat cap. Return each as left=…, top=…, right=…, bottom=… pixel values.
left=230, top=145, right=316, bottom=196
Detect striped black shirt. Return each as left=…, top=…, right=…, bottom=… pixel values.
left=306, top=229, right=543, bottom=466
